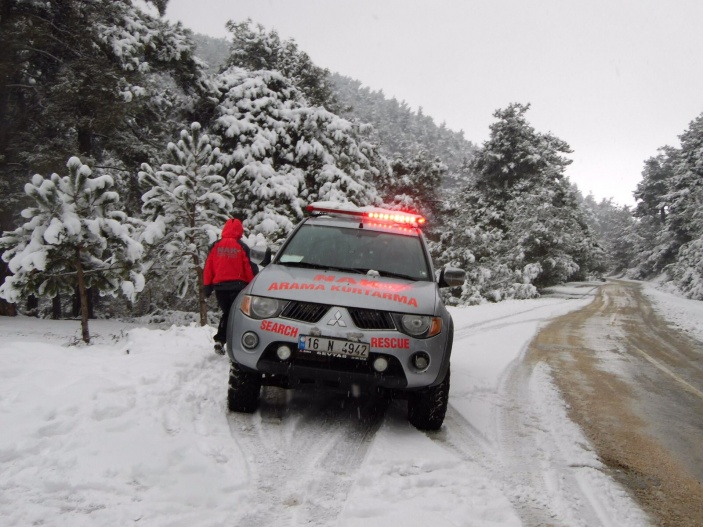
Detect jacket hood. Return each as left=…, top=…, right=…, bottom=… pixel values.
left=221, top=218, right=243, bottom=239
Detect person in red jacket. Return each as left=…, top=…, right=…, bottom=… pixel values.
left=203, top=218, right=255, bottom=354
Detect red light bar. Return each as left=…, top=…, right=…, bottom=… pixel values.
left=306, top=203, right=426, bottom=226
left=366, top=211, right=426, bottom=225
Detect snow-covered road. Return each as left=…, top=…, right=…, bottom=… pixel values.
left=3, top=281, right=694, bottom=526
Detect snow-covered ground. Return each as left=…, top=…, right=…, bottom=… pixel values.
left=641, top=280, right=703, bottom=344
left=1, top=280, right=699, bottom=526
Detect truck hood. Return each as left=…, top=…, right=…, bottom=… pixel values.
left=249, top=264, right=438, bottom=314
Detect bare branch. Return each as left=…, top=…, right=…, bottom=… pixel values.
left=20, top=46, right=63, bottom=63
left=46, top=32, right=84, bottom=59
left=41, top=262, right=133, bottom=278
left=28, top=13, right=74, bottom=37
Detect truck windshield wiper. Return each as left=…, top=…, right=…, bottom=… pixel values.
left=376, top=270, right=417, bottom=281
left=279, top=261, right=365, bottom=274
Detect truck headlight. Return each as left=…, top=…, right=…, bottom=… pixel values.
left=394, top=314, right=442, bottom=338
left=240, top=295, right=286, bottom=319
left=401, top=314, right=430, bottom=335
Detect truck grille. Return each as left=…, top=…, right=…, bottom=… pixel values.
left=281, top=301, right=330, bottom=323
left=348, top=308, right=395, bottom=330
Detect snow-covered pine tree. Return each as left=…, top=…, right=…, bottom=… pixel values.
left=437, top=177, right=547, bottom=304
left=139, top=122, right=233, bottom=325
left=225, top=19, right=340, bottom=111
left=330, top=73, right=477, bottom=184
left=660, top=113, right=703, bottom=298
left=507, top=179, right=606, bottom=287
left=434, top=103, right=604, bottom=303
left=387, top=150, right=447, bottom=222
left=630, top=114, right=703, bottom=294
left=208, top=67, right=387, bottom=244
left=630, top=147, right=679, bottom=277
left=0, top=157, right=144, bottom=343
left=666, top=238, right=703, bottom=299
left=0, top=0, right=206, bottom=230
left=581, top=195, right=636, bottom=275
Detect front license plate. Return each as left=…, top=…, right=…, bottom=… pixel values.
left=298, top=335, right=369, bottom=359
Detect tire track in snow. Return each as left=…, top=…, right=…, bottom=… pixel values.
left=430, top=403, right=563, bottom=527
left=294, top=397, right=387, bottom=525
left=453, top=298, right=587, bottom=339
left=494, top=355, right=603, bottom=527
left=430, top=355, right=621, bottom=526
left=226, top=388, right=386, bottom=526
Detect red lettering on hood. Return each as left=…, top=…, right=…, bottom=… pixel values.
left=313, top=274, right=411, bottom=292
left=266, top=277, right=418, bottom=307
left=268, top=281, right=324, bottom=291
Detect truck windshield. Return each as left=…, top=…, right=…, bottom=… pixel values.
left=277, top=224, right=431, bottom=282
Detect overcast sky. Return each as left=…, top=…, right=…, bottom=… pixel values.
left=164, top=0, right=703, bottom=207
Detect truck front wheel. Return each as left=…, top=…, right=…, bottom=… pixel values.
left=227, top=361, right=261, bottom=413
left=407, top=367, right=450, bottom=431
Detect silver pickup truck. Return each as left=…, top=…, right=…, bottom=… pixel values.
left=225, top=202, right=465, bottom=430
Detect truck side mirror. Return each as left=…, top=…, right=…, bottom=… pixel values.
left=250, top=245, right=272, bottom=266
left=438, top=266, right=466, bottom=288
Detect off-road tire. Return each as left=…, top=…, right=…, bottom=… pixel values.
left=407, top=367, right=450, bottom=431
left=227, top=361, right=262, bottom=413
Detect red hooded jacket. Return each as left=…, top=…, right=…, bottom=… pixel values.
left=203, top=219, right=254, bottom=289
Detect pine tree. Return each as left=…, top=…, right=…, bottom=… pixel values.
left=0, top=0, right=206, bottom=230
left=0, top=157, right=144, bottom=343
left=330, top=73, right=476, bottom=180
left=634, top=147, right=677, bottom=223
left=665, top=114, right=703, bottom=250
left=472, top=103, right=572, bottom=197
left=209, top=67, right=386, bottom=244
left=225, top=19, right=340, bottom=111
left=660, top=113, right=703, bottom=298
left=434, top=103, right=604, bottom=302
left=581, top=195, right=636, bottom=274
left=139, top=122, right=233, bottom=325
left=630, top=113, right=703, bottom=290
left=629, top=148, right=678, bottom=276
left=387, top=150, right=447, bottom=239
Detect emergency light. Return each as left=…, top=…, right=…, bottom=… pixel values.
left=306, top=203, right=426, bottom=227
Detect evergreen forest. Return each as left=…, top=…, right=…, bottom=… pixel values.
left=1, top=2, right=701, bottom=341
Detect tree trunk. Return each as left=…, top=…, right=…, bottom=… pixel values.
left=71, top=286, right=94, bottom=318
left=0, top=256, right=16, bottom=316
left=77, top=126, right=94, bottom=159
left=0, top=298, right=16, bottom=317
left=72, top=288, right=79, bottom=317
left=75, top=248, right=91, bottom=344
left=189, top=206, right=208, bottom=327
left=88, top=287, right=96, bottom=319
left=52, top=294, right=62, bottom=320
left=26, top=295, right=38, bottom=317
left=198, top=264, right=207, bottom=327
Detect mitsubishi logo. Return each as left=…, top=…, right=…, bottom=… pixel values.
left=327, top=310, right=347, bottom=327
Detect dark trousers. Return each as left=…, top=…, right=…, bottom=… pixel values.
left=214, top=289, right=242, bottom=344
